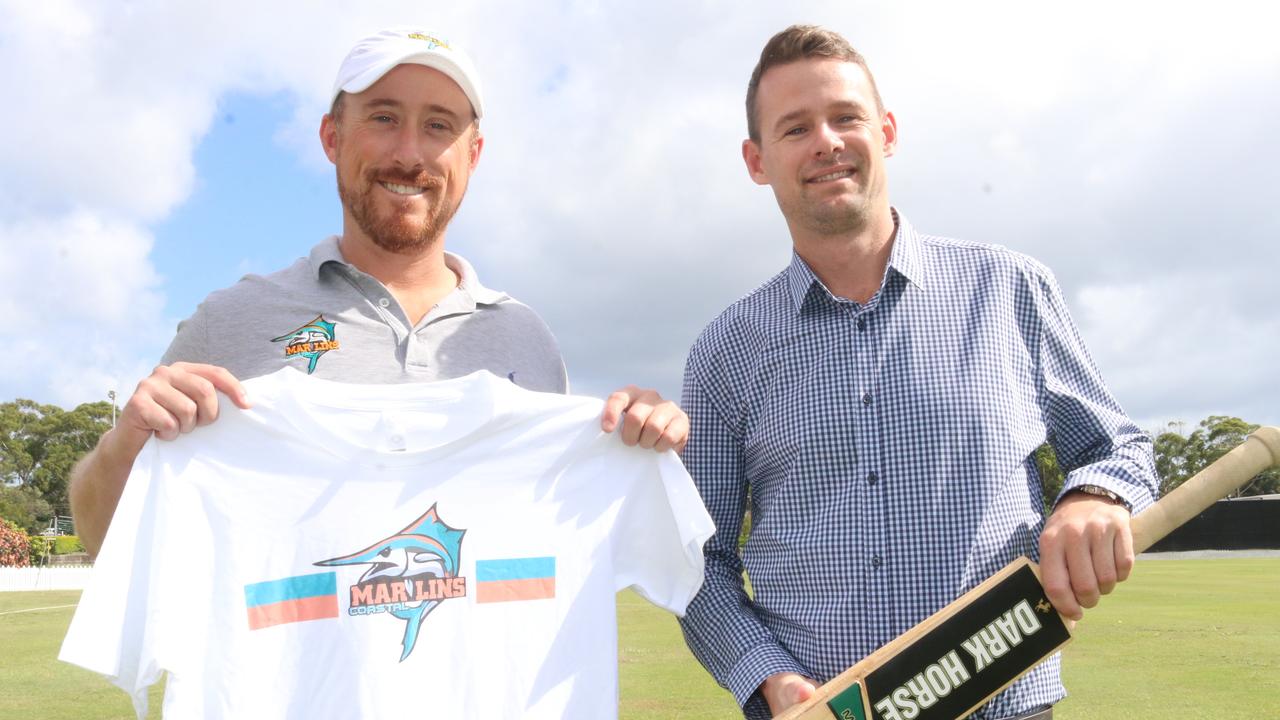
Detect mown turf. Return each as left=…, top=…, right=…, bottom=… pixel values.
left=0, top=591, right=162, bottom=719
left=1, top=558, right=1276, bottom=718
left=616, top=588, right=739, bottom=718
left=1056, top=558, right=1280, bottom=718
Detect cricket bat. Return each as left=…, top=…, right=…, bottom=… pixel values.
left=777, top=426, right=1280, bottom=720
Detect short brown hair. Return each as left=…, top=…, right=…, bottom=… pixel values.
left=745, top=25, right=884, bottom=143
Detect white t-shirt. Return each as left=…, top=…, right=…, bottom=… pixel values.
left=60, top=369, right=714, bottom=719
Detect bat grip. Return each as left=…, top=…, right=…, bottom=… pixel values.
left=1131, top=426, right=1280, bottom=554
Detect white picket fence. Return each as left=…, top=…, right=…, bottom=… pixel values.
left=0, top=566, right=94, bottom=591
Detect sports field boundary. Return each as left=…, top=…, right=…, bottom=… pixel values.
left=0, top=567, right=94, bottom=592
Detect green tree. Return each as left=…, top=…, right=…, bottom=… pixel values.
left=0, top=486, right=54, bottom=533
left=1152, top=415, right=1277, bottom=497
left=0, top=399, right=112, bottom=525
left=1037, top=414, right=1275, bottom=512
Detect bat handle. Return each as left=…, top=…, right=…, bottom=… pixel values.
left=1131, top=426, right=1280, bottom=554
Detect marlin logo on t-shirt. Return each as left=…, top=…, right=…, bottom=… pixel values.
left=271, top=314, right=340, bottom=373
left=315, top=505, right=467, bottom=661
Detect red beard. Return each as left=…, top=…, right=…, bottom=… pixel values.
left=338, top=167, right=457, bottom=254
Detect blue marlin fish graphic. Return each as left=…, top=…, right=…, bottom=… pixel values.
left=271, top=315, right=339, bottom=374
left=315, top=505, right=465, bottom=661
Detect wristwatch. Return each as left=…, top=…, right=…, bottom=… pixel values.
left=1070, top=484, right=1130, bottom=510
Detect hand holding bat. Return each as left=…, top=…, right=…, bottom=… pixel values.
left=776, top=426, right=1280, bottom=720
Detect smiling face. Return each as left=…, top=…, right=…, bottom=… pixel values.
left=320, top=63, right=482, bottom=255
left=743, top=58, right=896, bottom=239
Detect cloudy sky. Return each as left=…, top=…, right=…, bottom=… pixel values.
left=2, top=0, right=1277, bottom=433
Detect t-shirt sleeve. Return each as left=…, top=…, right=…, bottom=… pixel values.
left=610, top=450, right=715, bottom=616
left=59, top=440, right=170, bottom=720
left=159, top=304, right=211, bottom=366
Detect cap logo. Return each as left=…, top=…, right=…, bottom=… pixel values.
left=406, top=32, right=449, bottom=50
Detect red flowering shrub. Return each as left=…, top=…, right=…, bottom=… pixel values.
left=0, top=519, right=31, bottom=567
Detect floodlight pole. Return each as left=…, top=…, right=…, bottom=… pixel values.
left=108, top=390, right=116, bottom=427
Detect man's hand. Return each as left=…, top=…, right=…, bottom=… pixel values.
left=71, top=363, right=249, bottom=557
left=117, top=363, right=251, bottom=448
left=1038, top=491, right=1134, bottom=621
left=600, top=385, right=689, bottom=453
left=761, top=672, right=817, bottom=717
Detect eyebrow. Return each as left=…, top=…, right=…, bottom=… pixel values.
left=771, top=109, right=809, bottom=135
left=771, top=101, right=869, bottom=135
left=359, top=98, right=465, bottom=121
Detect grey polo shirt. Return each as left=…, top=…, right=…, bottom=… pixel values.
left=161, top=237, right=568, bottom=393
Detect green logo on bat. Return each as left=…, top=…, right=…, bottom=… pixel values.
left=828, top=681, right=868, bottom=720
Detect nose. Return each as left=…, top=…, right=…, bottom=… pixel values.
left=389, top=123, right=427, bottom=170
left=813, top=122, right=844, bottom=157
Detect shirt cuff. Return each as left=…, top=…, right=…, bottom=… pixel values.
left=1057, top=475, right=1145, bottom=513
left=725, top=643, right=808, bottom=716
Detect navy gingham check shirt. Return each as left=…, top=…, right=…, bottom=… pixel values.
left=678, top=211, right=1158, bottom=719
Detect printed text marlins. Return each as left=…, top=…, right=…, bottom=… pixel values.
left=348, top=574, right=468, bottom=616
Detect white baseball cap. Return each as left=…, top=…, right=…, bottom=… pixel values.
left=331, top=28, right=484, bottom=119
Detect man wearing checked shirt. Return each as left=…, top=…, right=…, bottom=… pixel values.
left=678, top=25, right=1159, bottom=720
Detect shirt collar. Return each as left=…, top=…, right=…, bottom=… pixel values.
left=309, top=236, right=509, bottom=306
left=442, top=251, right=509, bottom=306
left=784, top=251, right=824, bottom=312
left=889, top=210, right=926, bottom=291
left=783, top=208, right=926, bottom=314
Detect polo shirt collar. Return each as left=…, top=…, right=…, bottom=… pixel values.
left=308, top=236, right=509, bottom=306
left=784, top=208, right=927, bottom=314
left=443, top=252, right=508, bottom=306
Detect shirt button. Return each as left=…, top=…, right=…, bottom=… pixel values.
left=861, top=392, right=872, bottom=406
left=379, top=297, right=390, bottom=308
left=871, top=556, right=883, bottom=568
left=856, top=317, right=867, bottom=331
left=867, top=471, right=878, bottom=486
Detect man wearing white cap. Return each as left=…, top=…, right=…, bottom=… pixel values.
left=69, top=28, right=690, bottom=555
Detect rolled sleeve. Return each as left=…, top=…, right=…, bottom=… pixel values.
left=728, top=643, right=810, bottom=718
left=1032, top=265, right=1159, bottom=512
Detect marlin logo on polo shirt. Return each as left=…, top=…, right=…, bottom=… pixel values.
left=315, top=505, right=467, bottom=661
left=271, top=315, right=340, bottom=374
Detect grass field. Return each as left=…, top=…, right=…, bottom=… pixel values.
left=1, top=558, right=1276, bottom=719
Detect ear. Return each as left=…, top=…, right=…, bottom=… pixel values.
left=469, top=128, right=484, bottom=171
left=320, top=113, right=339, bottom=164
left=881, top=110, right=898, bottom=158
left=742, top=139, right=770, bottom=186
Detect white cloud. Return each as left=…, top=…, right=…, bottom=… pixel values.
left=0, top=0, right=464, bottom=402
left=1077, top=272, right=1280, bottom=431
left=1, top=0, right=1277, bottom=430
left=0, top=212, right=166, bottom=406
